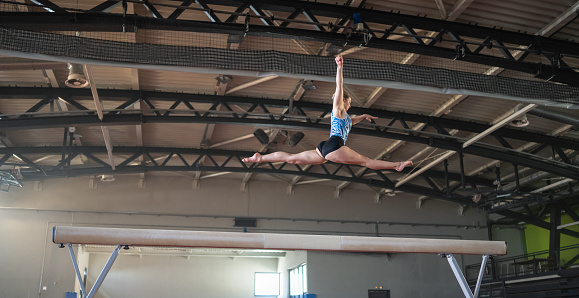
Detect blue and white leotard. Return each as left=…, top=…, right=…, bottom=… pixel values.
left=330, top=112, right=352, bottom=144
left=317, top=113, right=352, bottom=158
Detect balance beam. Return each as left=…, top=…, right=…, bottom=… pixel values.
left=53, top=226, right=506, bottom=255
left=55, top=226, right=505, bottom=298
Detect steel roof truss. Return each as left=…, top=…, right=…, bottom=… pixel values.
left=493, top=135, right=514, bottom=149
left=1, top=120, right=576, bottom=181
left=553, top=146, right=572, bottom=164
left=22, top=96, right=54, bottom=115
left=60, top=96, right=91, bottom=112
left=118, top=152, right=141, bottom=167
left=57, top=152, right=79, bottom=169
left=0, top=146, right=492, bottom=204
left=141, top=97, right=162, bottom=116
left=422, top=175, right=441, bottom=192
left=181, top=100, right=201, bottom=116
left=176, top=152, right=190, bottom=166
left=168, top=0, right=195, bottom=20
left=142, top=1, right=163, bottom=18
left=205, top=153, right=220, bottom=167
left=3, top=101, right=577, bottom=154
left=160, top=153, right=175, bottom=167
left=496, top=209, right=579, bottom=239
left=249, top=4, right=275, bottom=26
left=29, top=0, right=66, bottom=13
left=2, top=89, right=578, bottom=179
left=4, top=0, right=579, bottom=83
left=196, top=0, right=222, bottom=23
left=559, top=201, right=579, bottom=222
left=3, top=5, right=579, bottom=86
left=401, top=24, right=425, bottom=46
left=84, top=152, right=113, bottom=168
left=224, top=2, right=250, bottom=23
left=302, top=8, right=325, bottom=32
left=90, top=1, right=122, bottom=12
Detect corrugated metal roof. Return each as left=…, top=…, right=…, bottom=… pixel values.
left=0, top=0, right=577, bottom=211
left=138, top=70, right=217, bottom=94
left=457, top=0, right=577, bottom=34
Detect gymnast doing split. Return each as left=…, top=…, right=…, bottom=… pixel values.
left=243, top=56, right=413, bottom=172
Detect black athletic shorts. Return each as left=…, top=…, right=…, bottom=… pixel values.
left=317, top=135, right=345, bottom=158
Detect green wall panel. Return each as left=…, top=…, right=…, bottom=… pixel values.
left=524, top=213, right=579, bottom=266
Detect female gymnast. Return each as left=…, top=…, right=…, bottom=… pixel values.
left=242, top=56, right=413, bottom=172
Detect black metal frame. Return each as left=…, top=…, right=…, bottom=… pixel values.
left=0, top=145, right=492, bottom=205
left=1, top=87, right=578, bottom=181
left=482, top=193, right=578, bottom=287
left=496, top=207, right=579, bottom=239
left=1, top=0, right=579, bottom=85
left=491, top=195, right=579, bottom=271
left=0, top=1, right=577, bottom=207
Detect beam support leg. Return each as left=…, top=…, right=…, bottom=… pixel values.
left=86, top=244, right=122, bottom=298
left=444, top=253, right=474, bottom=298
left=67, top=243, right=88, bottom=298
left=473, top=254, right=489, bottom=298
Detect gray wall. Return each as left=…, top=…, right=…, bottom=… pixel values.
left=0, top=209, right=73, bottom=298
left=492, top=227, right=525, bottom=258
left=0, top=175, right=518, bottom=298
left=307, top=251, right=463, bottom=298
left=87, top=253, right=278, bottom=298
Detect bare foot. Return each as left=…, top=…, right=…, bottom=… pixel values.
left=242, top=153, right=263, bottom=163
left=395, top=161, right=413, bottom=172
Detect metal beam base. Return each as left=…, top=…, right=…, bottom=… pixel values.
left=64, top=243, right=122, bottom=298
left=443, top=253, right=489, bottom=298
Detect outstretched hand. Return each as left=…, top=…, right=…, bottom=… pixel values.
left=351, top=114, right=377, bottom=125
left=361, top=114, right=377, bottom=122
left=335, top=56, right=343, bottom=67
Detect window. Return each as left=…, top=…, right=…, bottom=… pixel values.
left=254, top=272, right=280, bottom=296
left=289, top=263, right=307, bottom=298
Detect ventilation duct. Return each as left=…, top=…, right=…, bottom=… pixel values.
left=502, top=171, right=553, bottom=192
left=253, top=129, right=269, bottom=145
left=100, top=174, right=115, bottom=182
left=510, top=104, right=529, bottom=127
left=289, top=132, right=304, bottom=147
left=502, top=156, right=578, bottom=192
left=65, top=63, right=89, bottom=88
left=528, top=107, right=579, bottom=127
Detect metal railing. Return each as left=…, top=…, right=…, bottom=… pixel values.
left=466, top=243, right=579, bottom=282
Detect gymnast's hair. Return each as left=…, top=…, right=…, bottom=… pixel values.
left=332, top=91, right=351, bottom=102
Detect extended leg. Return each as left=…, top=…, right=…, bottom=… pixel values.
left=325, top=146, right=412, bottom=171
left=243, top=150, right=326, bottom=165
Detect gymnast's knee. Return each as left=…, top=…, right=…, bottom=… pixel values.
left=286, top=155, right=299, bottom=164
left=360, top=158, right=374, bottom=169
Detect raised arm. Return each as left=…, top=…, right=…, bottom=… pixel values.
left=332, top=56, right=346, bottom=117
